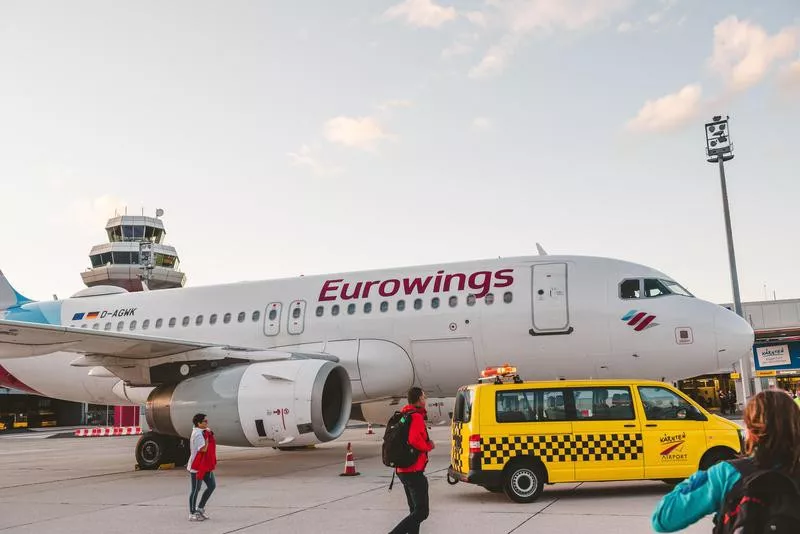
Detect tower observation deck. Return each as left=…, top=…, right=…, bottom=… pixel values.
left=81, top=212, right=186, bottom=292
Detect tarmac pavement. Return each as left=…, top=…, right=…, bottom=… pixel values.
left=0, top=426, right=713, bottom=533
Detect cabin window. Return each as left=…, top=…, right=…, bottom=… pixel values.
left=467, top=294, right=476, bottom=306
left=449, top=296, right=458, bottom=307
left=331, top=304, right=340, bottom=316
left=129, top=320, right=137, bottom=330
left=209, top=314, right=217, bottom=325
left=414, top=298, right=423, bottom=310
left=485, top=293, right=495, bottom=305
left=237, top=312, right=246, bottom=323
left=196, top=315, right=204, bottom=326
left=364, top=302, right=372, bottom=314
left=142, top=319, right=150, bottom=330
left=504, top=291, right=513, bottom=304
left=252, top=310, right=260, bottom=322
left=316, top=306, right=324, bottom=317
left=223, top=313, right=231, bottom=324
left=268, top=309, right=277, bottom=321
left=117, top=321, right=124, bottom=331
left=620, top=279, right=641, bottom=299
left=104, top=322, right=112, bottom=331
left=397, top=300, right=406, bottom=311
left=347, top=303, right=356, bottom=315
left=169, top=317, right=177, bottom=328
left=380, top=301, right=389, bottom=312
left=92, top=323, right=99, bottom=330
left=156, top=318, right=163, bottom=329
left=182, top=316, right=190, bottom=327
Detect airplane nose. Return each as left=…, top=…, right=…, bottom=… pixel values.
left=715, top=307, right=754, bottom=369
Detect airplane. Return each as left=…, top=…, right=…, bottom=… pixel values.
left=0, top=253, right=754, bottom=469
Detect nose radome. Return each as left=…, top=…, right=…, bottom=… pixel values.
left=715, top=307, right=755, bottom=369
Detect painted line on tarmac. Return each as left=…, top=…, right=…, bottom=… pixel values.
left=507, top=482, right=585, bottom=534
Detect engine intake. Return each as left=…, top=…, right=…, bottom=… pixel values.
left=146, top=359, right=351, bottom=447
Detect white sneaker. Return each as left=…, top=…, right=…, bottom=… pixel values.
left=197, top=508, right=210, bottom=520
left=189, top=512, right=205, bottom=521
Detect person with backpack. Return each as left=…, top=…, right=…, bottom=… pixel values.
left=387, top=386, right=435, bottom=534
left=651, top=390, right=800, bottom=532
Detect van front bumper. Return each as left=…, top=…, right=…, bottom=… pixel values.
left=448, top=466, right=503, bottom=487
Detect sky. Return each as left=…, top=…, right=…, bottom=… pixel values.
left=1, top=0, right=799, bottom=305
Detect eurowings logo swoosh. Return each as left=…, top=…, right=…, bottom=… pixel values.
left=660, top=442, right=685, bottom=456
left=621, top=310, right=658, bottom=331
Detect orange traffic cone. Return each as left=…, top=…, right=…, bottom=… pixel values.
left=339, top=442, right=360, bottom=477
left=366, top=423, right=374, bottom=435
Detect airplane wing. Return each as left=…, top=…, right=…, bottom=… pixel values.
left=0, top=319, right=222, bottom=359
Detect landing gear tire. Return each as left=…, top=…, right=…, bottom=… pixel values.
left=136, top=432, right=170, bottom=470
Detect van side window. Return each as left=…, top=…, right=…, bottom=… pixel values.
left=620, top=279, right=641, bottom=299
left=495, top=389, right=568, bottom=423
left=638, top=386, right=701, bottom=421
left=572, top=387, right=634, bottom=421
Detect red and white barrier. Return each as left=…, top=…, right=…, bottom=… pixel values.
left=74, top=426, right=142, bottom=437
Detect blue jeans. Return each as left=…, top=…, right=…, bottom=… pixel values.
left=189, top=472, right=216, bottom=513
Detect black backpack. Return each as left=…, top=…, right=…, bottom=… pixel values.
left=381, top=410, right=420, bottom=469
left=714, top=458, right=800, bottom=534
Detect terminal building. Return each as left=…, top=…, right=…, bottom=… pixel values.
left=0, top=210, right=186, bottom=431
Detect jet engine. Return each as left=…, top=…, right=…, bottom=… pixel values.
left=146, top=359, right=351, bottom=448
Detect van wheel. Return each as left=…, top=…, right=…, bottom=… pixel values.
left=700, top=448, right=736, bottom=471
left=503, top=462, right=546, bottom=503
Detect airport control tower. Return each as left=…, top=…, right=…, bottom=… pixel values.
left=81, top=209, right=186, bottom=292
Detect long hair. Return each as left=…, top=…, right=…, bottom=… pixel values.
left=744, top=390, right=800, bottom=474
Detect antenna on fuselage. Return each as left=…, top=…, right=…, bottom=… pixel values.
left=536, top=243, right=548, bottom=256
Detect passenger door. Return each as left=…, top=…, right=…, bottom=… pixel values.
left=287, top=300, right=306, bottom=335
left=570, top=386, right=644, bottom=481
left=636, top=385, right=707, bottom=480
left=531, top=263, right=571, bottom=334
left=264, top=302, right=282, bottom=336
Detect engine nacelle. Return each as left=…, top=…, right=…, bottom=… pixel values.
left=146, top=359, right=351, bottom=447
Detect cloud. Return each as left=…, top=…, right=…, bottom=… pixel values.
left=470, top=0, right=631, bottom=78
left=469, top=35, right=520, bottom=79
left=287, top=145, right=343, bottom=176
left=471, top=117, right=493, bottom=131
left=466, top=11, right=487, bottom=27
left=626, top=84, right=703, bottom=133
left=778, top=60, right=800, bottom=96
left=709, top=16, right=800, bottom=92
left=384, top=0, right=457, bottom=28
left=324, top=116, right=389, bottom=150
left=378, top=99, right=413, bottom=110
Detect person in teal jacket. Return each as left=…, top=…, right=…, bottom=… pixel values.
left=652, top=390, right=800, bottom=532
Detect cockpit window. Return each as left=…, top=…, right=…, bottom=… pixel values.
left=644, top=278, right=670, bottom=298
left=620, top=279, right=641, bottom=299
left=661, top=279, right=693, bottom=297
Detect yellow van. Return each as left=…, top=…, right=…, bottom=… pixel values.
left=447, top=366, right=744, bottom=503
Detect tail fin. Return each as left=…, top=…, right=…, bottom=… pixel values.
left=0, top=270, right=32, bottom=310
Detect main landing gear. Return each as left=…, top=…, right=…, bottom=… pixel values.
left=135, top=432, right=190, bottom=470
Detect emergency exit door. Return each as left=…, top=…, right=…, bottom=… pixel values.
left=531, top=263, right=571, bottom=334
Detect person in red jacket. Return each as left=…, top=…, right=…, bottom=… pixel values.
left=390, top=387, right=435, bottom=534
left=188, top=413, right=217, bottom=521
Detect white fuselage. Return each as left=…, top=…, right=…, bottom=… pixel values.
left=0, top=255, right=754, bottom=407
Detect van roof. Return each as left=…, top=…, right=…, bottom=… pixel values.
left=465, top=378, right=671, bottom=390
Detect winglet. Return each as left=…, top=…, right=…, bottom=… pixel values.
left=0, top=270, right=33, bottom=310
left=536, top=243, right=548, bottom=256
